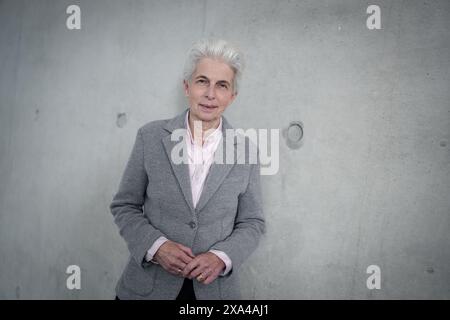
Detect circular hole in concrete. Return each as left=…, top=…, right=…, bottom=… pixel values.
left=287, top=123, right=303, bottom=142
left=284, top=121, right=304, bottom=150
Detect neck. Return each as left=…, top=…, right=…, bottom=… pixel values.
left=188, top=112, right=220, bottom=142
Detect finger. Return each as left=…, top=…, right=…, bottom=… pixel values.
left=170, top=261, right=186, bottom=274
left=204, top=268, right=221, bottom=284
left=202, top=273, right=218, bottom=285
left=178, top=251, right=195, bottom=265
left=175, top=262, right=186, bottom=272
left=199, top=268, right=211, bottom=279
left=167, top=250, right=189, bottom=268
left=177, top=244, right=195, bottom=258
left=173, top=270, right=183, bottom=277
left=182, top=260, right=199, bottom=278
left=174, top=267, right=184, bottom=277
left=168, top=256, right=182, bottom=270
left=196, top=273, right=206, bottom=282
left=190, top=265, right=206, bottom=279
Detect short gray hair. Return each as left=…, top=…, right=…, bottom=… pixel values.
left=183, top=38, right=245, bottom=94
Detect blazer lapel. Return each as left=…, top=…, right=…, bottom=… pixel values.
left=162, top=109, right=195, bottom=212
left=195, top=118, right=237, bottom=212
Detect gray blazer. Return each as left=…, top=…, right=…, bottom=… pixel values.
left=110, top=108, right=265, bottom=300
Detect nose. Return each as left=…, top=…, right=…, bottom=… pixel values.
left=204, top=84, right=216, bottom=100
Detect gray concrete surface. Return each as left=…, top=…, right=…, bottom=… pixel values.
left=0, top=0, right=449, bottom=299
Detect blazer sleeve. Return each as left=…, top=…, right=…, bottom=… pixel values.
left=109, top=128, right=166, bottom=269
left=209, top=152, right=266, bottom=275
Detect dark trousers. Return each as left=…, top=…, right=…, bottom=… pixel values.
left=176, top=278, right=197, bottom=301
left=115, top=278, right=196, bottom=300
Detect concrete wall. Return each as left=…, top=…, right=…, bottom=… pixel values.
left=0, top=0, right=449, bottom=299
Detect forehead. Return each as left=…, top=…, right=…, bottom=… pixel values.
left=193, top=57, right=235, bottom=82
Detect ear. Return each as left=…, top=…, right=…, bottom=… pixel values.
left=229, top=91, right=238, bottom=104
left=183, top=80, right=189, bottom=96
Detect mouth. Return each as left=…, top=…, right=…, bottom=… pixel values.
left=199, top=104, right=218, bottom=112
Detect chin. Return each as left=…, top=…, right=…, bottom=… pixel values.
left=197, top=111, right=217, bottom=121
left=199, top=112, right=216, bottom=119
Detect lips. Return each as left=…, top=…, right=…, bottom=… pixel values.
left=199, top=104, right=218, bottom=108
left=199, top=104, right=218, bottom=113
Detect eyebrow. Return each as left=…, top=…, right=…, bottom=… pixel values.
left=195, top=75, right=231, bottom=86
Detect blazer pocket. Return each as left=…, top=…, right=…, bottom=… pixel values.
left=122, top=258, right=156, bottom=296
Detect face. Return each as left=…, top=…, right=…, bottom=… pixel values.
left=184, top=57, right=237, bottom=127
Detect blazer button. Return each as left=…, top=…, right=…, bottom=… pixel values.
left=189, top=221, right=197, bottom=229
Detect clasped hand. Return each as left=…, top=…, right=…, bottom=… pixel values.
left=153, top=240, right=225, bottom=285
